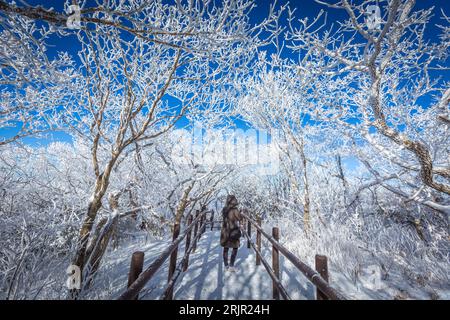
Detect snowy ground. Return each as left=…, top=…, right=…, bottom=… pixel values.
left=92, top=228, right=315, bottom=300
left=170, top=229, right=313, bottom=300
left=90, top=227, right=449, bottom=300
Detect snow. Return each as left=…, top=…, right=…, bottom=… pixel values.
left=92, top=229, right=316, bottom=300
left=172, top=230, right=312, bottom=300
left=1, top=0, right=449, bottom=302
left=90, top=226, right=450, bottom=300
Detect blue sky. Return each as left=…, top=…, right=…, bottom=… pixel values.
left=1, top=0, right=449, bottom=146
left=23, top=0, right=450, bottom=65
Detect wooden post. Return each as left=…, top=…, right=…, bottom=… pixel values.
left=200, top=212, right=206, bottom=234
left=183, top=215, right=193, bottom=271
left=256, top=217, right=262, bottom=266
left=192, top=211, right=200, bottom=252
left=272, top=227, right=280, bottom=300
left=127, top=251, right=144, bottom=300
left=210, top=210, right=215, bottom=231
left=247, top=219, right=251, bottom=249
left=203, top=212, right=208, bottom=232
left=166, top=223, right=180, bottom=300
left=315, top=254, right=329, bottom=300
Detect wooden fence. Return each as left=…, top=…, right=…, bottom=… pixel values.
left=118, top=209, right=209, bottom=300
left=240, top=212, right=346, bottom=300
left=118, top=208, right=346, bottom=300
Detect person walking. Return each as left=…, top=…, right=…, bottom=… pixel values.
left=220, top=195, right=242, bottom=272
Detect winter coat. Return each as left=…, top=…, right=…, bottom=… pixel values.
left=220, top=205, right=242, bottom=248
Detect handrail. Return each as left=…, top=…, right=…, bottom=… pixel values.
left=241, top=227, right=291, bottom=300
left=118, top=211, right=205, bottom=300
left=119, top=208, right=346, bottom=300
left=241, top=212, right=346, bottom=300
left=159, top=223, right=205, bottom=299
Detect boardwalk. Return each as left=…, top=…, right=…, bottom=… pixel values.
left=96, top=228, right=316, bottom=300
left=167, top=229, right=314, bottom=300
left=91, top=210, right=344, bottom=300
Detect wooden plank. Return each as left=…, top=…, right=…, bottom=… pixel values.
left=247, top=219, right=251, bottom=249
left=183, top=215, right=193, bottom=272
left=256, top=217, right=262, bottom=266
left=210, top=210, right=215, bottom=231
left=127, top=251, right=144, bottom=300
left=272, top=227, right=280, bottom=300
left=166, top=223, right=180, bottom=300
left=315, top=254, right=329, bottom=300
left=192, top=210, right=200, bottom=252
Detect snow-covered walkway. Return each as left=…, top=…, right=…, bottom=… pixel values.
left=98, top=228, right=315, bottom=300
left=173, top=229, right=313, bottom=300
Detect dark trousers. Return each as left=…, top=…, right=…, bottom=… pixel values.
left=223, top=247, right=238, bottom=267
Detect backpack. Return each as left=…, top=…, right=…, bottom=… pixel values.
left=223, top=206, right=241, bottom=241
left=229, top=226, right=242, bottom=241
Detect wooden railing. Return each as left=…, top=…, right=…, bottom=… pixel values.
left=240, top=212, right=346, bottom=300
left=118, top=208, right=346, bottom=300
left=118, top=209, right=209, bottom=300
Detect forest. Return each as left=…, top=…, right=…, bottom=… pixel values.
left=0, top=0, right=449, bottom=300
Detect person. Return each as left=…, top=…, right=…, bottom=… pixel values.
left=220, top=195, right=242, bottom=272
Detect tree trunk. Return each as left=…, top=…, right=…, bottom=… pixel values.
left=335, top=154, right=349, bottom=207
left=83, top=192, right=121, bottom=290
left=72, top=195, right=102, bottom=275
left=299, top=138, right=311, bottom=233
left=174, top=183, right=194, bottom=224
left=71, top=158, right=117, bottom=293
left=374, top=119, right=450, bottom=195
